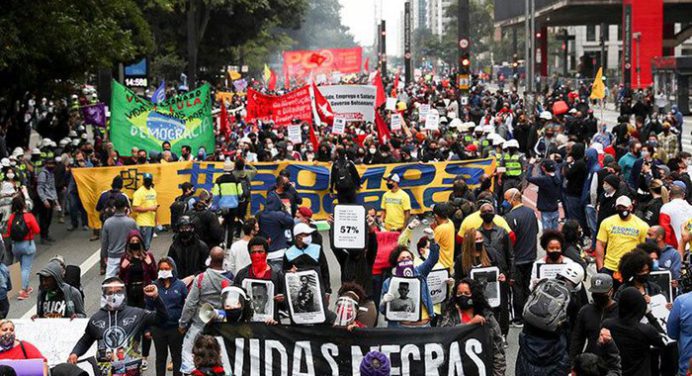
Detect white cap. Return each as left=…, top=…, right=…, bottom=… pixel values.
left=68, top=130, right=78, bottom=137
left=492, top=135, right=506, bottom=146
left=591, top=142, right=604, bottom=154
left=568, top=108, right=577, bottom=114
left=81, top=133, right=88, bottom=140
left=11, top=147, right=23, bottom=158
left=0, top=158, right=9, bottom=167
left=439, top=116, right=449, bottom=124
left=240, top=137, right=252, bottom=145
left=482, top=125, right=494, bottom=134
left=459, top=122, right=472, bottom=132
left=615, top=196, right=632, bottom=207
left=72, top=139, right=80, bottom=147
left=386, top=173, right=401, bottom=183
left=59, top=138, right=69, bottom=147
left=539, top=111, right=552, bottom=120
left=31, top=148, right=40, bottom=155
left=293, top=223, right=315, bottom=236
left=503, top=139, right=519, bottom=149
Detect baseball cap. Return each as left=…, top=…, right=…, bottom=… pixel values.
left=673, top=180, right=687, bottom=192
left=142, top=173, right=153, bottom=181
left=293, top=223, right=315, bottom=236
left=297, top=206, right=313, bottom=219
left=615, top=196, right=632, bottom=207
left=384, top=173, right=401, bottom=183
left=589, top=273, right=613, bottom=293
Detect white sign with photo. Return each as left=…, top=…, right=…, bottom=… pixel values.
left=536, top=263, right=569, bottom=281
left=13, top=318, right=96, bottom=367
left=470, top=267, right=501, bottom=308
left=333, top=204, right=366, bottom=250
left=287, top=124, right=302, bottom=145
left=332, top=116, right=347, bottom=135
left=285, top=270, right=326, bottom=325
left=649, top=270, right=673, bottom=302
left=241, top=279, right=275, bottom=322
left=427, top=269, right=450, bottom=305
left=646, top=294, right=676, bottom=344
left=424, top=111, right=439, bottom=130
left=419, top=104, right=430, bottom=118
left=386, top=277, right=422, bottom=322
left=390, top=113, right=402, bottom=131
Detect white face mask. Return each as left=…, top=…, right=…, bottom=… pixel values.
left=158, top=270, right=173, bottom=279
left=6, top=174, right=14, bottom=180
left=369, top=148, right=376, bottom=154
left=302, top=235, right=312, bottom=245
left=287, top=145, right=294, bottom=152
left=101, top=292, right=126, bottom=311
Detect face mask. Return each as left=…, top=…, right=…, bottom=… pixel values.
left=603, top=184, right=615, bottom=194
left=634, top=273, right=649, bottom=284
left=646, top=238, right=658, bottom=246
left=480, top=212, right=494, bottom=224
left=411, top=151, right=418, bottom=158
left=641, top=151, right=650, bottom=159
left=369, top=148, right=377, bottom=154
left=137, top=157, right=147, bottom=164
left=158, top=270, right=173, bottom=279
left=652, top=260, right=660, bottom=271
left=617, top=210, right=630, bottom=219
left=455, top=295, right=474, bottom=310
left=6, top=173, right=14, bottom=180
left=334, top=296, right=359, bottom=327
left=0, top=333, right=14, bottom=351
left=250, top=252, right=268, bottom=274
left=475, top=242, right=484, bottom=252
left=180, top=231, right=194, bottom=241
left=395, top=260, right=415, bottom=277
left=101, top=292, right=126, bottom=311
left=591, top=293, right=610, bottom=307
left=129, top=242, right=142, bottom=251
left=287, top=145, right=293, bottom=152
left=302, top=235, right=312, bottom=245
left=225, top=309, right=243, bottom=323
left=501, top=200, right=511, bottom=211
left=547, top=251, right=562, bottom=262
left=386, top=182, right=395, bottom=190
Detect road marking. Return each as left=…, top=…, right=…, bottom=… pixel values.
left=20, top=248, right=102, bottom=319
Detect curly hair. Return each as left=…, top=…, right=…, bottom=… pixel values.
left=338, top=282, right=367, bottom=303
left=448, top=278, right=490, bottom=314
left=618, top=249, right=653, bottom=283
left=192, top=335, right=222, bottom=368
left=540, top=229, right=565, bottom=251
left=388, top=245, right=413, bottom=268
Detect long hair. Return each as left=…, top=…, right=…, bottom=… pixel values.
left=446, top=278, right=491, bottom=316
left=192, top=335, right=223, bottom=368
left=461, top=228, right=491, bottom=276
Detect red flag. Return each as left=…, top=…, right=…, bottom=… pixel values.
left=219, top=100, right=230, bottom=138
left=364, top=57, right=370, bottom=72
left=372, top=71, right=386, bottom=108
left=268, top=69, right=277, bottom=91
left=375, top=111, right=391, bottom=145
left=308, top=53, right=327, bottom=66
left=308, top=121, right=320, bottom=150
left=312, top=83, right=334, bottom=125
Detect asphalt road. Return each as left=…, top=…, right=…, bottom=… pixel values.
left=7, top=107, right=692, bottom=375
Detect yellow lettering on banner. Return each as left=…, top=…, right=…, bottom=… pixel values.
left=73, top=159, right=496, bottom=228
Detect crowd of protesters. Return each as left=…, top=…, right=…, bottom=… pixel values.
left=0, top=70, right=691, bottom=376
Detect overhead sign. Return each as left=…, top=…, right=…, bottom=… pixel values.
left=124, top=58, right=148, bottom=88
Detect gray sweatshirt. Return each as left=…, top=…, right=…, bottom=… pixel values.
left=179, top=268, right=228, bottom=328
left=101, top=213, right=138, bottom=259
left=37, top=169, right=58, bottom=203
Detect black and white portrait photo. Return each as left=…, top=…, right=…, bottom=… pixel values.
left=386, top=277, right=421, bottom=322
left=285, top=270, right=326, bottom=325
left=470, top=266, right=500, bottom=308
left=242, top=279, right=275, bottom=322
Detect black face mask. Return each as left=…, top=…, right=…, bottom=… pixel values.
left=225, top=308, right=243, bottom=323
left=137, top=157, right=147, bottom=164
left=475, top=242, right=484, bottom=252
left=480, top=179, right=492, bottom=190
left=635, top=273, right=649, bottom=284
left=617, top=210, right=630, bottom=219
left=129, top=242, right=141, bottom=251
left=180, top=231, right=194, bottom=241
left=547, top=251, right=562, bottom=262
left=455, top=295, right=474, bottom=310
left=480, top=212, right=494, bottom=224
left=591, top=293, right=610, bottom=307
left=386, top=182, right=395, bottom=190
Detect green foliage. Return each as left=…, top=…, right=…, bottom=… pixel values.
left=0, top=0, right=153, bottom=96
left=150, top=52, right=188, bottom=82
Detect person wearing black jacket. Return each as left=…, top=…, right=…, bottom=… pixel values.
left=527, top=159, right=562, bottom=231
left=268, top=172, right=302, bottom=217
left=188, top=190, right=224, bottom=249
left=596, top=174, right=624, bottom=232
left=329, top=147, right=361, bottom=204
left=167, top=216, right=209, bottom=282
left=563, top=143, right=588, bottom=235
left=570, top=273, right=619, bottom=362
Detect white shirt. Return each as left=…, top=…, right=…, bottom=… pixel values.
left=660, top=198, right=692, bottom=246
left=225, top=238, right=251, bottom=276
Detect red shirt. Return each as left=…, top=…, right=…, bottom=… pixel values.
left=3, top=213, right=41, bottom=241
left=0, top=341, right=46, bottom=360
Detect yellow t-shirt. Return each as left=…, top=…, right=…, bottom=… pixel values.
left=382, top=189, right=411, bottom=231
left=434, top=220, right=456, bottom=271
left=597, top=214, right=649, bottom=271
left=132, top=186, right=158, bottom=227
left=458, top=211, right=511, bottom=237
left=682, top=218, right=692, bottom=252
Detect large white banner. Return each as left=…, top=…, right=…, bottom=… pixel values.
left=14, top=318, right=96, bottom=366
left=318, top=85, right=377, bottom=122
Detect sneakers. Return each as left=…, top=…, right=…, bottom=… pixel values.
left=26, top=287, right=33, bottom=294
left=141, top=359, right=148, bottom=371
left=66, top=226, right=75, bottom=232
left=511, top=319, right=524, bottom=328
left=17, top=290, right=29, bottom=300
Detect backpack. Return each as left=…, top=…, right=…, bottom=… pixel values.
left=239, top=176, right=252, bottom=203
left=334, top=161, right=355, bottom=192
left=170, top=195, right=189, bottom=231
left=100, top=191, right=121, bottom=222
left=522, top=279, right=571, bottom=332
left=9, top=213, right=29, bottom=242
left=64, top=265, right=84, bottom=300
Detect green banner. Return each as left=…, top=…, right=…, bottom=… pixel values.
left=109, top=80, right=214, bottom=156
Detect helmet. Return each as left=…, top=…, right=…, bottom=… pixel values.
left=449, top=118, right=463, bottom=129
left=539, top=111, right=552, bottom=120
left=558, top=264, right=585, bottom=287
left=11, top=147, right=23, bottom=158
left=502, top=139, right=519, bottom=149
left=177, top=215, right=192, bottom=228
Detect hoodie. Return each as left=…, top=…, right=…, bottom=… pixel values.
left=257, top=191, right=294, bottom=255
left=527, top=168, right=562, bottom=212
left=563, top=143, right=587, bottom=197
left=36, top=260, right=85, bottom=318
left=603, top=287, right=665, bottom=376
left=581, top=147, right=602, bottom=204
left=179, top=268, right=231, bottom=328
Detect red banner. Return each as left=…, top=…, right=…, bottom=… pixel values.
left=282, top=47, right=363, bottom=80
left=245, top=87, right=313, bottom=126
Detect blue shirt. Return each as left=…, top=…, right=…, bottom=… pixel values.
left=659, top=245, right=682, bottom=280
left=667, top=292, right=692, bottom=375
left=618, top=152, right=638, bottom=185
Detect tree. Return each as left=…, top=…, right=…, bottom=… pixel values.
left=0, top=0, right=153, bottom=98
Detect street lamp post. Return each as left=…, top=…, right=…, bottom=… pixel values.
left=633, top=32, right=641, bottom=89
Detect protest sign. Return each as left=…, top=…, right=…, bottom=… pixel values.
left=648, top=294, right=675, bottom=344
left=241, top=279, right=275, bottom=322
left=536, top=263, right=568, bottom=281
left=283, top=47, right=363, bottom=80
left=286, top=270, right=326, bottom=325
left=245, top=87, right=313, bottom=126
left=419, top=104, right=430, bottom=118
left=81, top=103, right=106, bottom=127
left=13, top=319, right=95, bottom=366
left=425, top=111, right=440, bottom=130
left=386, top=97, right=397, bottom=111
left=470, top=267, right=501, bottom=308
left=73, top=158, right=496, bottom=228
left=386, top=277, right=421, bottom=322
left=206, top=322, right=492, bottom=376
left=649, top=271, right=672, bottom=302
left=332, top=116, right=347, bottom=135
left=110, top=80, right=214, bottom=156
left=332, top=204, right=366, bottom=250
left=390, top=113, right=402, bottom=131
left=287, top=124, right=303, bottom=144
left=427, top=269, right=450, bottom=305
left=318, top=85, right=377, bottom=122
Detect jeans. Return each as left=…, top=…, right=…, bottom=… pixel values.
left=105, top=257, right=121, bottom=278
left=12, top=240, right=36, bottom=290
left=139, top=226, right=154, bottom=250
left=222, top=208, right=239, bottom=245
left=540, top=210, right=559, bottom=231
left=152, top=326, right=183, bottom=376
left=180, top=324, right=202, bottom=373
left=512, top=263, right=533, bottom=322
left=563, top=195, right=588, bottom=236
left=68, top=192, right=88, bottom=228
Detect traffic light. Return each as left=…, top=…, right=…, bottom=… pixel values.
left=512, top=54, right=518, bottom=70
left=459, top=51, right=470, bottom=74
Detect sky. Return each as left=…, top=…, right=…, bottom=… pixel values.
left=338, top=0, right=406, bottom=56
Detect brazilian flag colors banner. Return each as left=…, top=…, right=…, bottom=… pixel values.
left=110, top=80, right=214, bottom=155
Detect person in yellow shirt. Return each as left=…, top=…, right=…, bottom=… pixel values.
left=458, top=209, right=512, bottom=237
left=381, top=174, right=411, bottom=231
left=680, top=218, right=692, bottom=258
left=432, top=203, right=456, bottom=272
left=132, top=173, right=159, bottom=250
left=595, top=196, right=649, bottom=277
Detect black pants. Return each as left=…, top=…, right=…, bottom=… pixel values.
left=0, top=298, right=9, bottom=319
left=37, top=201, right=54, bottom=239
left=236, top=202, right=249, bottom=236
left=336, top=190, right=357, bottom=205
left=151, top=326, right=183, bottom=376
left=512, top=263, right=533, bottom=322
left=493, top=282, right=510, bottom=335
left=223, top=208, right=239, bottom=245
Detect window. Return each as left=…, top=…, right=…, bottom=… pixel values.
left=586, top=25, right=596, bottom=42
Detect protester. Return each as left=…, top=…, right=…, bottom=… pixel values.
left=132, top=173, right=158, bottom=250
left=659, top=184, right=692, bottom=250
left=330, top=146, right=361, bottom=204
left=168, top=216, right=209, bottom=283
left=211, top=159, right=243, bottom=245
left=0, top=320, right=48, bottom=374
left=190, top=335, right=225, bottom=376
left=381, top=173, right=410, bottom=231
left=100, top=195, right=138, bottom=278
left=34, top=259, right=85, bottom=319
left=570, top=273, right=619, bottom=362
left=3, top=196, right=40, bottom=300
left=225, top=218, right=257, bottom=276
left=188, top=190, right=224, bottom=249
left=284, top=223, right=331, bottom=298
left=647, top=225, right=682, bottom=280
left=595, top=196, right=649, bottom=277
left=119, top=230, right=157, bottom=308
left=667, top=288, right=692, bottom=376
left=36, top=157, right=58, bottom=244
left=257, top=191, right=293, bottom=270
left=526, top=159, right=561, bottom=230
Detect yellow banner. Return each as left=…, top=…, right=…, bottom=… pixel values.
left=73, top=159, right=496, bottom=228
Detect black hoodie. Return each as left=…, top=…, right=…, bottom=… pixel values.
left=564, top=143, right=587, bottom=197
left=36, top=260, right=85, bottom=318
